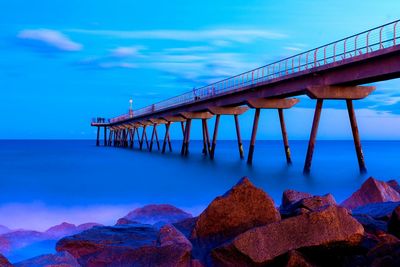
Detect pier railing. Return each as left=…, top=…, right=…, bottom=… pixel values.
left=109, top=20, right=400, bottom=124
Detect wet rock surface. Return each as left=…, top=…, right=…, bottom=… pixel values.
left=192, top=177, right=280, bottom=243
left=212, top=206, right=364, bottom=265
left=341, top=177, right=400, bottom=210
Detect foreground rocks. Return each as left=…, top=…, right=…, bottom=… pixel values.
left=6, top=176, right=400, bottom=266
left=341, top=177, right=400, bottom=210
left=212, top=206, right=364, bottom=265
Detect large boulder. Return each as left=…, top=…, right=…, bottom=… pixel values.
left=0, top=253, right=12, bottom=267
left=388, top=205, right=400, bottom=238
left=191, top=177, right=280, bottom=244
left=57, top=224, right=194, bottom=267
left=341, top=177, right=400, bottom=210
left=212, top=206, right=364, bottom=265
left=14, top=251, right=79, bottom=267
left=118, top=204, right=192, bottom=225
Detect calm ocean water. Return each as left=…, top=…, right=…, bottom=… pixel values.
left=0, top=139, right=399, bottom=229
left=1, top=139, right=400, bottom=262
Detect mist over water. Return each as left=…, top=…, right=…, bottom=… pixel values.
left=0, top=140, right=399, bottom=230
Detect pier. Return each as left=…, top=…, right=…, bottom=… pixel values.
left=91, top=20, right=400, bottom=173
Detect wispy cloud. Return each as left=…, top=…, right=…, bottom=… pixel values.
left=67, top=28, right=287, bottom=43
left=110, top=45, right=145, bottom=57
left=17, top=29, right=83, bottom=52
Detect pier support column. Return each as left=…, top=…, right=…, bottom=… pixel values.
left=201, top=119, right=208, bottom=155
left=207, top=106, right=248, bottom=159
left=278, top=109, right=292, bottom=164
left=210, top=114, right=220, bottom=159
left=303, top=99, right=323, bottom=174
left=96, top=127, right=100, bottom=146
left=103, top=127, right=107, bottom=146
left=140, top=126, right=147, bottom=150
left=181, top=119, right=192, bottom=156
left=162, top=122, right=171, bottom=153
left=234, top=115, right=244, bottom=159
left=150, top=124, right=157, bottom=152
left=246, top=98, right=299, bottom=165
left=204, top=119, right=211, bottom=155
left=347, top=100, right=367, bottom=173
left=108, top=129, right=112, bottom=146
left=247, top=108, right=260, bottom=165
left=154, top=125, right=160, bottom=151
left=303, top=85, right=375, bottom=174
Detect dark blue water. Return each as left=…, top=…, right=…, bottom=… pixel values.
left=0, top=140, right=399, bottom=229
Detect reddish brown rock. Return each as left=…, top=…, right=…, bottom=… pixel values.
left=285, top=250, right=315, bottom=267
left=281, top=189, right=312, bottom=209
left=118, top=204, right=192, bottom=225
left=191, top=177, right=280, bottom=243
left=213, top=206, right=364, bottom=265
left=0, top=253, right=12, bottom=267
left=57, top=224, right=194, bottom=267
left=341, top=177, right=400, bottom=210
left=14, top=251, right=79, bottom=267
left=388, top=179, right=400, bottom=194
left=388, top=205, right=400, bottom=238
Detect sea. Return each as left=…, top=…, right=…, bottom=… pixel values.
left=0, top=139, right=399, bottom=229
left=1, top=139, right=400, bottom=262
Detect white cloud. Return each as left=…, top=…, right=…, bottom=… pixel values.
left=111, top=46, right=145, bottom=57
left=18, top=29, right=83, bottom=51
left=68, top=28, right=287, bottom=43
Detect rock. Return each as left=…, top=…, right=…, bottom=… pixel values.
left=341, top=177, right=400, bottom=210
left=352, top=214, right=387, bottom=234
left=115, top=218, right=139, bottom=225
left=285, top=250, right=315, bottom=267
left=118, top=204, right=192, bottom=225
left=280, top=193, right=336, bottom=218
left=388, top=179, right=400, bottom=194
left=173, top=217, right=198, bottom=239
left=191, top=177, right=280, bottom=244
left=352, top=201, right=400, bottom=221
left=0, top=253, right=12, bottom=267
left=388, top=205, right=400, bottom=238
left=46, top=222, right=102, bottom=238
left=212, top=206, right=364, bottom=265
left=14, top=251, right=79, bottom=267
left=367, top=240, right=400, bottom=267
left=281, top=190, right=312, bottom=209
left=57, top=224, right=194, bottom=267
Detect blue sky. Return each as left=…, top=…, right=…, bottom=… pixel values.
left=1, top=0, right=400, bottom=139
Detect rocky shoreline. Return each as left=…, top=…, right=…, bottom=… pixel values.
left=1, top=176, right=400, bottom=267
